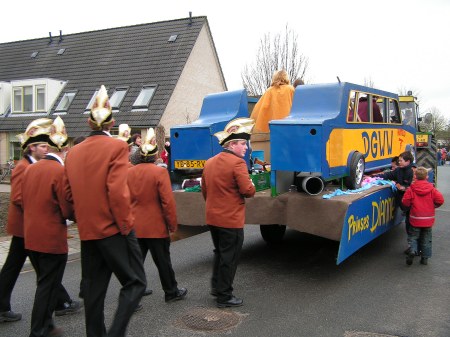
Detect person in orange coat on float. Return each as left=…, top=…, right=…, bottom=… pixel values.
left=250, top=70, right=295, bottom=133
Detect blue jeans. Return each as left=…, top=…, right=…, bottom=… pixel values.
left=407, top=226, right=432, bottom=258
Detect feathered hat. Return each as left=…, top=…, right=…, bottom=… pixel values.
left=214, top=118, right=255, bottom=146
left=117, top=124, right=132, bottom=145
left=140, top=128, right=158, bottom=157
left=48, top=116, right=69, bottom=150
left=16, top=118, right=53, bottom=150
left=89, top=85, right=113, bottom=128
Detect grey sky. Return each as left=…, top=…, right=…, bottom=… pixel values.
left=2, top=0, right=449, bottom=120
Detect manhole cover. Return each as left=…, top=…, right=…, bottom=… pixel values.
left=178, top=307, right=241, bottom=332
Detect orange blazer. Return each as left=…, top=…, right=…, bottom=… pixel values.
left=201, top=151, right=255, bottom=228
left=7, top=157, right=32, bottom=237
left=22, top=157, right=73, bottom=254
left=127, top=163, right=177, bottom=238
left=250, top=84, right=295, bottom=132
left=64, top=132, right=134, bottom=240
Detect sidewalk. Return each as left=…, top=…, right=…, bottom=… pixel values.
left=0, top=183, right=81, bottom=270
left=0, top=225, right=81, bottom=271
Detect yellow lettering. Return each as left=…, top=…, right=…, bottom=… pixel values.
left=370, top=201, right=379, bottom=233
left=348, top=214, right=370, bottom=241
left=348, top=196, right=396, bottom=241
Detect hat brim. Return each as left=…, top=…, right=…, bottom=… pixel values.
left=220, top=133, right=250, bottom=146
left=21, top=134, right=50, bottom=150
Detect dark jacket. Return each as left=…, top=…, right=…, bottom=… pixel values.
left=376, top=164, right=414, bottom=189
left=375, top=163, right=414, bottom=209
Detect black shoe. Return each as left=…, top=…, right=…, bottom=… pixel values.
left=406, top=253, right=414, bottom=266
left=217, top=296, right=243, bottom=308
left=134, top=303, right=143, bottom=313
left=420, top=257, right=428, bottom=265
left=210, top=288, right=218, bottom=297
left=165, top=288, right=188, bottom=303
left=404, top=247, right=411, bottom=255
left=0, top=310, right=22, bottom=323
left=143, top=289, right=153, bottom=296
left=55, top=300, right=82, bottom=316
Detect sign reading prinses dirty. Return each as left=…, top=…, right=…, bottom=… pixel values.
left=337, top=187, right=402, bottom=264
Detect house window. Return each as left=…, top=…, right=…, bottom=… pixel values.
left=13, top=88, right=22, bottom=112
left=85, top=90, right=99, bottom=112
left=36, top=85, right=46, bottom=111
left=109, top=88, right=127, bottom=109
left=23, top=86, right=33, bottom=112
left=133, top=86, right=156, bottom=109
left=12, top=85, right=47, bottom=113
left=55, top=92, right=76, bottom=112
left=13, top=86, right=33, bottom=112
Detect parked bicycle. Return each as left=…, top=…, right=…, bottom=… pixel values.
left=0, top=159, right=15, bottom=182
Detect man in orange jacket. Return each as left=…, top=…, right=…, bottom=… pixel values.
left=202, top=118, right=256, bottom=308
left=128, top=128, right=187, bottom=303
left=64, top=86, right=146, bottom=337
left=0, top=119, right=80, bottom=324
left=22, top=117, right=73, bottom=337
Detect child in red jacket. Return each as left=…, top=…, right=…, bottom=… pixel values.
left=402, top=167, right=444, bottom=265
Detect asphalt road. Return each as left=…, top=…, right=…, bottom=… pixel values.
left=1, top=167, right=450, bottom=337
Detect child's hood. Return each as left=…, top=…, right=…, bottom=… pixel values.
left=410, top=180, right=434, bottom=196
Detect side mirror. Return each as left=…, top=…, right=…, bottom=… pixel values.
left=424, top=113, right=433, bottom=124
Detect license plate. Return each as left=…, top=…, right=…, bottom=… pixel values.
left=174, top=160, right=206, bottom=169
left=416, top=134, right=429, bottom=143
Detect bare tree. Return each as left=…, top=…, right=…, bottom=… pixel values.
left=363, top=77, right=375, bottom=88
left=397, top=87, right=422, bottom=106
left=183, top=108, right=191, bottom=124
left=155, top=124, right=166, bottom=153
left=241, top=25, right=309, bottom=96
left=419, top=106, right=448, bottom=133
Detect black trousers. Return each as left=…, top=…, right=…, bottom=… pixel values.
left=138, top=238, right=178, bottom=296
left=81, top=231, right=146, bottom=337
left=0, top=236, right=71, bottom=312
left=208, top=226, right=244, bottom=302
left=28, top=251, right=67, bottom=337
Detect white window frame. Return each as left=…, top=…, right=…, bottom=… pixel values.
left=132, top=85, right=157, bottom=109
left=109, top=88, right=128, bottom=110
left=12, top=84, right=47, bottom=113
left=13, top=87, right=23, bottom=112
left=13, top=86, right=34, bottom=113
left=35, top=85, right=46, bottom=112
left=85, top=90, right=99, bottom=113
left=55, top=92, right=76, bottom=112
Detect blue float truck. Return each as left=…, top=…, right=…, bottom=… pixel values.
left=170, top=82, right=433, bottom=264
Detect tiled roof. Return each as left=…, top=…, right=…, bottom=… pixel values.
left=0, top=16, right=210, bottom=137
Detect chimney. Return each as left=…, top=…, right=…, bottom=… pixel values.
left=189, top=11, right=192, bottom=25
left=59, top=30, right=63, bottom=43
left=48, top=32, right=53, bottom=44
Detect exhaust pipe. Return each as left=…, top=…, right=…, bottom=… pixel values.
left=300, top=176, right=325, bottom=196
